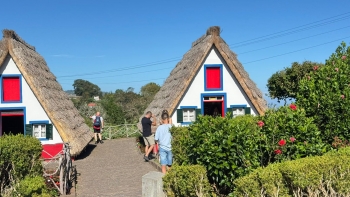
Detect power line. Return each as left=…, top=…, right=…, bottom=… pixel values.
left=56, top=12, right=350, bottom=79
left=58, top=25, right=350, bottom=81
left=60, top=77, right=166, bottom=85
left=238, top=25, right=350, bottom=55
left=57, top=57, right=181, bottom=78
left=59, top=66, right=173, bottom=80
left=243, top=35, right=350, bottom=64
left=60, top=35, right=350, bottom=85
left=228, top=12, right=350, bottom=47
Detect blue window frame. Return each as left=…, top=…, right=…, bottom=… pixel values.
left=0, top=107, right=26, bottom=136
left=201, top=93, right=227, bottom=115
left=1, top=74, right=23, bottom=103
left=177, top=106, right=198, bottom=125
left=204, top=64, right=223, bottom=91
left=29, top=120, right=50, bottom=141
left=229, top=104, right=251, bottom=117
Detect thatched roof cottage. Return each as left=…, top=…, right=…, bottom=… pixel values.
left=0, top=30, right=93, bottom=157
left=140, top=26, right=267, bottom=128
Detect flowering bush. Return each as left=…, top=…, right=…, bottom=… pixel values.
left=259, top=104, right=329, bottom=164
left=297, top=42, right=350, bottom=143
left=289, top=104, right=297, bottom=110
left=175, top=115, right=263, bottom=195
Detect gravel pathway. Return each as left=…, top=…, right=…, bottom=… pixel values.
left=73, top=138, right=156, bottom=197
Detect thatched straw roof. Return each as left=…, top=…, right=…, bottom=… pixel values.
left=0, top=30, right=93, bottom=156
left=139, top=26, right=267, bottom=129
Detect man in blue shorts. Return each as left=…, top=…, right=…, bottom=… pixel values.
left=155, top=113, right=172, bottom=174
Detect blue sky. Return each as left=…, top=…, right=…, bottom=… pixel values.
left=2, top=1, right=350, bottom=105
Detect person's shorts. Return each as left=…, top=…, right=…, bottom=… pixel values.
left=159, top=147, right=172, bottom=166
left=94, top=128, right=101, bottom=133
left=143, top=134, right=155, bottom=146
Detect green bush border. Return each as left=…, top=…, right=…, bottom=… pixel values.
left=233, top=147, right=350, bottom=197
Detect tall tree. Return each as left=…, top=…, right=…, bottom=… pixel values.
left=297, top=42, right=350, bottom=143
left=100, top=93, right=124, bottom=125
left=140, top=82, right=161, bottom=99
left=267, top=61, right=323, bottom=103
left=73, top=79, right=102, bottom=100
left=114, top=88, right=144, bottom=123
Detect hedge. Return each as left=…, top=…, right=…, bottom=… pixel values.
left=0, top=134, right=43, bottom=194
left=163, top=165, right=212, bottom=197
left=15, top=176, right=52, bottom=197
left=233, top=147, right=350, bottom=197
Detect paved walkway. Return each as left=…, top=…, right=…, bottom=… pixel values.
left=73, top=138, right=157, bottom=197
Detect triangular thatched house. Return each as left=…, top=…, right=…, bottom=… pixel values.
left=140, top=26, right=267, bottom=128
left=0, top=30, right=93, bottom=157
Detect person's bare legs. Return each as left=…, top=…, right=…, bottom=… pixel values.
left=145, top=144, right=154, bottom=157
left=144, top=145, right=149, bottom=155
left=94, top=133, right=98, bottom=142
left=161, top=165, right=167, bottom=174
left=167, top=166, right=171, bottom=171
left=98, top=133, right=103, bottom=143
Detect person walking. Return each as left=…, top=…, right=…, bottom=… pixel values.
left=155, top=113, right=172, bottom=174
left=91, top=112, right=104, bottom=144
left=141, top=111, right=156, bottom=161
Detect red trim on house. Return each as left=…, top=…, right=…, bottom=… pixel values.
left=41, top=143, right=64, bottom=159
left=3, top=77, right=20, bottom=101
left=1, top=114, right=23, bottom=116
left=206, top=67, right=221, bottom=89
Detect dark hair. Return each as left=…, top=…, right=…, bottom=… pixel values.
left=146, top=111, right=152, bottom=115
left=161, top=113, right=169, bottom=120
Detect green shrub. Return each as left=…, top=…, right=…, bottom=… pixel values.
left=182, top=115, right=263, bottom=194
left=0, top=134, right=43, bottom=194
left=233, top=147, right=350, bottom=197
left=259, top=104, right=329, bottom=164
left=15, top=176, right=52, bottom=197
left=297, top=42, right=350, bottom=143
left=170, top=126, right=190, bottom=165
left=163, top=165, right=212, bottom=197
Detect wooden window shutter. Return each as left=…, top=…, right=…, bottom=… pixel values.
left=46, top=124, right=53, bottom=140
left=245, top=107, right=251, bottom=115
left=25, top=124, right=33, bottom=136
left=195, top=109, right=201, bottom=120
left=177, top=109, right=183, bottom=123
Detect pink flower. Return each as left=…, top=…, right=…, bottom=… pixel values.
left=274, top=149, right=282, bottom=155
left=307, top=76, right=311, bottom=80
left=313, top=66, right=319, bottom=71
left=257, top=121, right=264, bottom=127
left=289, top=104, right=297, bottom=111
left=278, top=139, right=286, bottom=146
left=290, top=137, right=296, bottom=142
left=341, top=95, right=345, bottom=99
left=342, top=56, right=346, bottom=60
left=335, top=68, right=339, bottom=72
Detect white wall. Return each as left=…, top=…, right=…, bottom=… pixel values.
left=171, top=48, right=257, bottom=126
left=0, top=56, right=62, bottom=144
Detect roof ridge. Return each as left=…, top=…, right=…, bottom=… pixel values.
left=3, top=29, right=36, bottom=51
